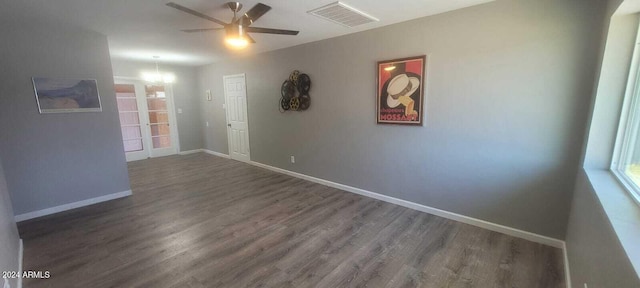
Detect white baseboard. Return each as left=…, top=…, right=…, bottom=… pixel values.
left=563, top=242, right=572, bottom=288
left=14, top=190, right=132, bottom=222
left=203, top=149, right=230, bottom=159
left=179, top=149, right=204, bottom=155
left=248, top=160, right=565, bottom=249
left=17, top=239, right=23, bottom=288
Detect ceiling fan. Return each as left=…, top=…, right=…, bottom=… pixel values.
left=166, top=2, right=299, bottom=48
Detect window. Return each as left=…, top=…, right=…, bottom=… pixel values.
left=612, top=27, right=640, bottom=206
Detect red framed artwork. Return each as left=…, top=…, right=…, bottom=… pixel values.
left=376, top=55, right=426, bottom=126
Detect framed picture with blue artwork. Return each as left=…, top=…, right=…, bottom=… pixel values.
left=32, top=77, right=102, bottom=113
left=377, top=55, right=426, bottom=126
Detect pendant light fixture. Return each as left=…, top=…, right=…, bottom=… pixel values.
left=142, top=56, right=175, bottom=83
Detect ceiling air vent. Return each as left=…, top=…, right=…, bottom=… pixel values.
left=307, top=2, right=379, bottom=28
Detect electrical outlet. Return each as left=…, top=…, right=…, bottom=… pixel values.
left=206, top=121, right=209, bottom=127
left=3, top=278, right=10, bottom=288
left=177, top=108, right=183, bottom=114
left=222, top=103, right=226, bottom=109
left=290, top=156, right=295, bottom=163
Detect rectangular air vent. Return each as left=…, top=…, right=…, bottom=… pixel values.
left=307, top=2, right=379, bottom=28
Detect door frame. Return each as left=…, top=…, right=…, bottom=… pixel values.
left=223, top=73, right=251, bottom=162
left=114, top=76, right=180, bottom=161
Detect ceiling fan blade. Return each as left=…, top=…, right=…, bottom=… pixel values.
left=246, top=27, right=299, bottom=35
left=181, top=28, right=225, bottom=33
left=246, top=34, right=256, bottom=43
left=239, top=3, right=271, bottom=25
left=166, top=2, right=227, bottom=26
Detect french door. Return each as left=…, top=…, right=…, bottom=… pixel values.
left=114, top=79, right=179, bottom=162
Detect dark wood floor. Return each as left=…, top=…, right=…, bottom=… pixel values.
left=18, top=153, right=565, bottom=288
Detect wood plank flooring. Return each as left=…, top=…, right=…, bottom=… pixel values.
left=18, top=153, right=565, bottom=288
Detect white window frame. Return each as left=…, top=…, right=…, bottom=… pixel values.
left=612, top=21, right=640, bottom=206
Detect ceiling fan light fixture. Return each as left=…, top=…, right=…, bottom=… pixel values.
left=225, top=25, right=249, bottom=49
left=225, top=36, right=249, bottom=49
left=167, top=2, right=298, bottom=49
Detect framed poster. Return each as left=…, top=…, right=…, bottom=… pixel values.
left=376, top=55, right=426, bottom=125
left=32, top=77, right=102, bottom=113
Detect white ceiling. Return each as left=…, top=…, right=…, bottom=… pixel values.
left=3, top=0, right=493, bottom=66
left=617, top=0, right=640, bottom=15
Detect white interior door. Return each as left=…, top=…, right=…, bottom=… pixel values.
left=224, top=74, right=251, bottom=162
left=115, top=78, right=179, bottom=161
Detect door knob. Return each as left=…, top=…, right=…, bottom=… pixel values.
left=227, top=124, right=231, bottom=127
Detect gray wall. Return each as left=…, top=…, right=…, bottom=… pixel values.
left=111, top=60, right=203, bottom=151
left=0, top=156, right=20, bottom=288
left=565, top=0, right=640, bottom=286
left=198, top=0, right=605, bottom=239
left=566, top=172, right=640, bottom=287
left=0, top=18, right=131, bottom=216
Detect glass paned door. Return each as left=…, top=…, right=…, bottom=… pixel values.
left=144, top=84, right=176, bottom=158
left=115, top=84, right=149, bottom=161
left=114, top=80, right=178, bottom=161
left=145, top=85, right=172, bottom=149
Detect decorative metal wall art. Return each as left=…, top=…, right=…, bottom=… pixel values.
left=280, top=70, right=311, bottom=112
